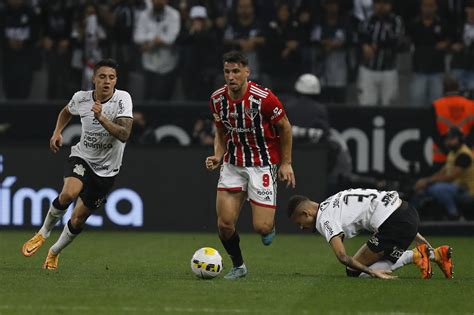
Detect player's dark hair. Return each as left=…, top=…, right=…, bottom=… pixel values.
left=287, top=195, right=309, bottom=218
left=93, top=59, right=119, bottom=75
left=222, top=51, right=248, bottom=66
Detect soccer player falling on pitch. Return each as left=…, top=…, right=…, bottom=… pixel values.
left=287, top=189, right=453, bottom=279
left=205, top=51, right=296, bottom=279
left=22, top=59, right=134, bottom=270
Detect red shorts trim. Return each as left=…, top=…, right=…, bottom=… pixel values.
left=249, top=199, right=276, bottom=209
left=217, top=187, right=243, bottom=191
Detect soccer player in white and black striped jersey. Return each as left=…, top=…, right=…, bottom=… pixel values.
left=21, top=59, right=134, bottom=270
left=288, top=189, right=454, bottom=279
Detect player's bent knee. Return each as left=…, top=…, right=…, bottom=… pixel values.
left=253, top=223, right=272, bottom=235
left=59, top=190, right=80, bottom=203
left=70, top=216, right=86, bottom=229
left=217, top=223, right=235, bottom=240
left=346, top=267, right=362, bottom=278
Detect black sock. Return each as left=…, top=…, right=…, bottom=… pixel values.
left=53, top=197, right=71, bottom=211
left=220, top=231, right=244, bottom=267
left=67, top=220, right=83, bottom=235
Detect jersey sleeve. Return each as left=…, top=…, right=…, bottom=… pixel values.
left=261, top=91, right=286, bottom=124
left=116, top=92, right=133, bottom=119
left=67, top=92, right=79, bottom=116
left=317, top=211, right=344, bottom=243
left=209, top=99, right=223, bottom=128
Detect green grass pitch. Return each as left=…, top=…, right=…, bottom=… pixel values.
left=1, top=231, right=473, bottom=314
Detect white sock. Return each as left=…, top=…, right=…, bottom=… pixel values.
left=429, top=248, right=435, bottom=261
left=359, top=260, right=394, bottom=278
left=38, top=204, right=67, bottom=238
left=391, top=250, right=414, bottom=270
left=50, top=222, right=79, bottom=255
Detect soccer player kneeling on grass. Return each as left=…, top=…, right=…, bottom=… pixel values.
left=287, top=189, right=453, bottom=279
left=21, top=59, right=133, bottom=270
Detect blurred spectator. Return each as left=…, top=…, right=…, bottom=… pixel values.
left=192, top=113, right=214, bottom=145
left=285, top=74, right=330, bottom=144
left=130, top=110, right=157, bottom=144
left=223, top=0, right=264, bottom=81
left=260, top=1, right=302, bottom=95
left=408, top=0, right=449, bottom=107
left=293, top=0, right=318, bottom=74
left=285, top=73, right=394, bottom=194
left=70, top=3, right=107, bottom=91
left=179, top=5, right=220, bottom=100
left=450, top=0, right=474, bottom=93
left=357, top=0, right=404, bottom=106
left=134, top=0, right=180, bottom=100
left=414, top=127, right=473, bottom=220
left=311, top=0, right=350, bottom=103
left=431, top=76, right=474, bottom=166
left=437, top=0, right=466, bottom=34
left=41, top=0, right=74, bottom=100
left=0, top=0, right=40, bottom=99
left=107, top=0, right=136, bottom=91
left=353, top=0, right=373, bottom=24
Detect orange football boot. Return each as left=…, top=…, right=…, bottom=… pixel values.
left=434, top=246, right=453, bottom=279
left=413, top=244, right=432, bottom=279
left=43, top=250, right=59, bottom=270
left=22, top=233, right=45, bottom=257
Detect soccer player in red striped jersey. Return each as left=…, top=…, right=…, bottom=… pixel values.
left=205, top=51, right=295, bottom=279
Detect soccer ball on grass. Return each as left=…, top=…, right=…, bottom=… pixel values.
left=190, top=247, right=223, bottom=279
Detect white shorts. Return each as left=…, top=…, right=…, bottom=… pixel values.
left=217, top=163, right=278, bottom=208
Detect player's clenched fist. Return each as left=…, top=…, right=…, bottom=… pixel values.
left=205, top=156, right=221, bottom=171
left=91, top=100, right=103, bottom=119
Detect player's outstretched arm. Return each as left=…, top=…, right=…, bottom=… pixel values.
left=50, top=105, right=72, bottom=153
left=329, top=235, right=397, bottom=280
left=92, top=101, right=132, bottom=142
left=275, top=116, right=295, bottom=188
left=205, top=126, right=226, bottom=171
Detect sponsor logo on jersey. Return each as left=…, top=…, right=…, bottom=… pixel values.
left=264, top=196, right=271, bottom=201
left=118, top=100, right=125, bottom=115
left=78, top=97, right=91, bottom=104
left=223, top=121, right=255, bottom=133
left=381, top=191, right=398, bottom=206
left=73, top=164, right=86, bottom=177
left=271, top=107, right=283, bottom=120
left=324, top=221, right=333, bottom=236
left=90, top=162, right=110, bottom=171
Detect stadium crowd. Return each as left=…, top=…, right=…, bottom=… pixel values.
left=1, top=0, right=474, bottom=106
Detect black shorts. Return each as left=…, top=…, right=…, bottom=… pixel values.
left=64, top=157, right=116, bottom=210
left=366, top=201, right=420, bottom=263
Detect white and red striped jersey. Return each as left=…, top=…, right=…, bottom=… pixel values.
left=210, top=81, right=286, bottom=167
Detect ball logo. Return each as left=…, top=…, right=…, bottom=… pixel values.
left=192, top=260, right=221, bottom=273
